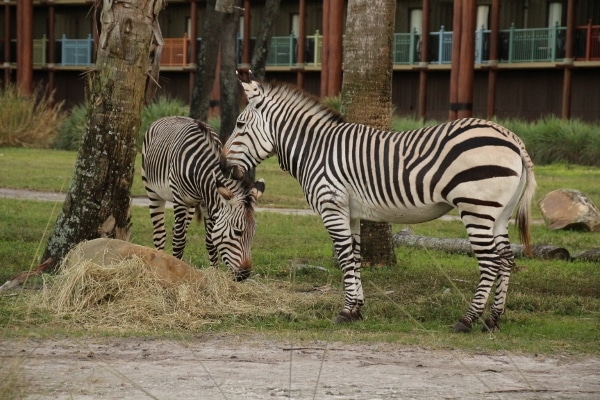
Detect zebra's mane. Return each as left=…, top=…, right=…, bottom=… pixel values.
left=263, top=81, right=345, bottom=125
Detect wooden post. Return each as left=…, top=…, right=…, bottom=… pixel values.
left=486, top=0, right=500, bottom=119
left=320, top=0, right=330, bottom=98
left=327, top=0, right=344, bottom=97
left=417, top=0, right=430, bottom=120
left=3, top=2, right=11, bottom=87
left=48, top=1, right=56, bottom=93
left=16, top=0, right=33, bottom=94
left=448, top=0, right=462, bottom=120
left=456, top=0, right=476, bottom=119
left=296, top=0, right=306, bottom=89
left=561, top=0, right=576, bottom=120
left=189, top=0, right=198, bottom=101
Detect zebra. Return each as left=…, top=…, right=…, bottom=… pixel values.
left=141, top=116, right=265, bottom=281
left=222, top=73, right=536, bottom=332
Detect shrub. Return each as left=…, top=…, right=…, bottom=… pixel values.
left=0, top=85, right=65, bottom=148
left=54, top=104, right=87, bottom=151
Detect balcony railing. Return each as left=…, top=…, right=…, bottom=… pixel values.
left=23, top=24, right=600, bottom=69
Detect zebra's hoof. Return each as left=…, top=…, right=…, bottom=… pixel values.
left=454, top=318, right=472, bottom=333
left=482, top=317, right=500, bottom=333
left=334, top=309, right=362, bottom=324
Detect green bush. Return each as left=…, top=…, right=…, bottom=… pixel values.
left=54, top=104, right=87, bottom=151
left=0, top=84, right=65, bottom=148
left=54, top=95, right=188, bottom=151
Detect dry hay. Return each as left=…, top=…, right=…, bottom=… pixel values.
left=32, top=244, right=321, bottom=332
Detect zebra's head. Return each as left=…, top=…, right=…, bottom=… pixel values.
left=222, top=72, right=276, bottom=180
left=212, top=177, right=265, bottom=281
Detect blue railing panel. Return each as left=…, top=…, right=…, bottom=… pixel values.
left=60, top=34, right=94, bottom=66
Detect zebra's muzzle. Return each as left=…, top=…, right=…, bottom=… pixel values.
left=233, top=268, right=251, bottom=282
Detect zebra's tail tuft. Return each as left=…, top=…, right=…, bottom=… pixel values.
left=516, top=157, right=537, bottom=257
left=195, top=205, right=203, bottom=223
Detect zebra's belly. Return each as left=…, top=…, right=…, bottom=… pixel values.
left=350, top=200, right=453, bottom=224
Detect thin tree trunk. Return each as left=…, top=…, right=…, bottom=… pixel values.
left=219, top=6, right=241, bottom=142
left=42, top=0, right=164, bottom=270
left=190, top=0, right=223, bottom=120
left=250, top=0, right=281, bottom=80
left=341, top=0, right=397, bottom=266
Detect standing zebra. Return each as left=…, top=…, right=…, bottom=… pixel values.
left=142, top=116, right=265, bottom=281
left=222, top=74, right=536, bottom=332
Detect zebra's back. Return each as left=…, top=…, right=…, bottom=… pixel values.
left=141, top=116, right=222, bottom=207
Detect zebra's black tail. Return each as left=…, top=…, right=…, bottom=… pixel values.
left=195, top=206, right=203, bottom=224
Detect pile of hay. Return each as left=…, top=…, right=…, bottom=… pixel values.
left=34, top=247, right=309, bottom=332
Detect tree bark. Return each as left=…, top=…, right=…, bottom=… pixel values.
left=42, top=0, right=164, bottom=270
left=189, top=0, right=223, bottom=120
left=341, top=0, right=397, bottom=266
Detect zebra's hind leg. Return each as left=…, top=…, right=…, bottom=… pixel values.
left=147, top=190, right=167, bottom=251
left=482, top=238, right=515, bottom=333
left=172, top=203, right=195, bottom=259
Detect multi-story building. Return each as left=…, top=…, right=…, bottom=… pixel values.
left=2, top=0, right=599, bottom=122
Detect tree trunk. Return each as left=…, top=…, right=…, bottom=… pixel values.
left=189, top=0, right=223, bottom=120
left=219, top=6, right=241, bottom=142
left=250, top=0, right=281, bottom=80
left=42, top=0, right=164, bottom=270
left=341, top=0, right=397, bottom=266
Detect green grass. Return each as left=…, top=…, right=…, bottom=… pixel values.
left=0, top=148, right=599, bottom=356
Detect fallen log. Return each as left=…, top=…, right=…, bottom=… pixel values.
left=392, top=228, right=570, bottom=260
left=573, top=248, right=600, bottom=262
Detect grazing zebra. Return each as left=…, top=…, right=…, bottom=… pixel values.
left=222, top=74, right=536, bottom=332
left=141, top=116, right=265, bottom=281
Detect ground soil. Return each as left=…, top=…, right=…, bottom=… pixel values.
left=3, top=335, right=599, bottom=400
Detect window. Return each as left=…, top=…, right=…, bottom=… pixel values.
left=291, top=13, right=299, bottom=36
left=476, top=5, right=489, bottom=30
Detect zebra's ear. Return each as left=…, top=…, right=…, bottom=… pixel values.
left=215, top=175, right=234, bottom=201
left=237, top=70, right=262, bottom=101
left=251, top=179, right=265, bottom=201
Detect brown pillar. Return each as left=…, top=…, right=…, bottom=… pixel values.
left=189, top=0, right=198, bottom=101
left=486, top=0, right=500, bottom=119
left=320, top=0, right=330, bottom=98
left=16, top=0, right=34, bottom=94
left=3, top=2, right=11, bottom=87
left=561, top=0, right=576, bottom=120
left=327, top=0, right=344, bottom=97
left=242, top=0, right=251, bottom=69
left=417, top=0, right=430, bottom=120
left=448, top=0, right=462, bottom=120
left=48, top=2, right=56, bottom=92
left=296, top=0, right=306, bottom=89
left=456, top=0, right=476, bottom=119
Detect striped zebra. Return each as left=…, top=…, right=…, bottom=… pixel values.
left=222, top=74, right=536, bottom=332
left=141, top=116, right=265, bottom=281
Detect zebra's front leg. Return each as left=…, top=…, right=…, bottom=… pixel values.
left=172, top=204, right=195, bottom=259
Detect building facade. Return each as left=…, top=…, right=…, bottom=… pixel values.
left=1, top=0, right=599, bottom=122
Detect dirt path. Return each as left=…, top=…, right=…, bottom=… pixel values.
left=3, top=335, right=599, bottom=400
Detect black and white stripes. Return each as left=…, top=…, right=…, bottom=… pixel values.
left=141, top=116, right=265, bottom=281
left=224, top=75, right=536, bottom=332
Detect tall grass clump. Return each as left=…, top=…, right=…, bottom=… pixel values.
left=53, top=103, right=87, bottom=150
left=0, top=84, right=65, bottom=148
left=502, top=116, right=600, bottom=166
left=139, top=95, right=188, bottom=148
